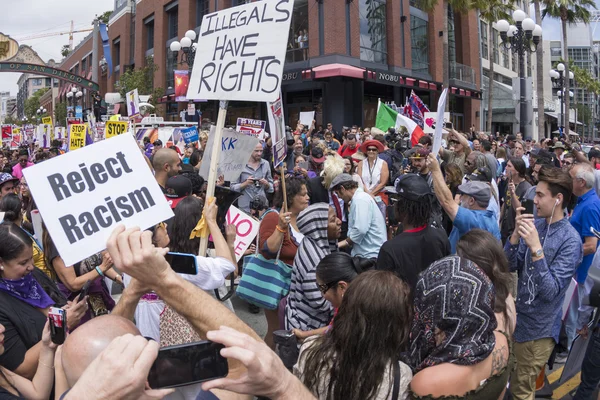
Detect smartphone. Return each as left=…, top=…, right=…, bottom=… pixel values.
left=165, top=252, right=198, bottom=275
left=298, top=161, right=309, bottom=170
left=77, top=280, right=91, bottom=302
left=48, top=307, right=67, bottom=345
left=522, top=198, right=534, bottom=215
left=147, top=341, right=228, bottom=389
left=444, top=122, right=453, bottom=129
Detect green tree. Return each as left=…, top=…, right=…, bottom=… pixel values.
left=54, top=101, right=67, bottom=127
left=115, top=56, right=165, bottom=110
left=61, top=44, right=72, bottom=58
left=414, top=0, right=475, bottom=107
left=543, top=0, right=596, bottom=131
left=3, top=116, right=19, bottom=125
left=24, top=87, right=50, bottom=121
left=479, top=0, right=514, bottom=132
left=96, top=10, right=112, bottom=25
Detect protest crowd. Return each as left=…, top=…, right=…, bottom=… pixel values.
left=1, top=113, right=600, bottom=400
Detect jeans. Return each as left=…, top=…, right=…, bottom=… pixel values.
left=565, top=283, right=586, bottom=349
left=574, top=326, right=600, bottom=400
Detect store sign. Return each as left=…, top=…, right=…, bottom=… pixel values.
left=376, top=71, right=403, bottom=86
left=282, top=70, right=302, bottom=85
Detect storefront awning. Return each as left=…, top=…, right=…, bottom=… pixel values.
left=544, top=111, right=583, bottom=125
left=310, top=63, right=366, bottom=80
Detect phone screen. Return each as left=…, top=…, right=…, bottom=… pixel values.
left=298, top=161, right=309, bottom=170
left=148, top=341, right=228, bottom=389
left=165, top=252, right=198, bottom=275
left=522, top=199, right=534, bottom=215
left=78, top=280, right=91, bottom=302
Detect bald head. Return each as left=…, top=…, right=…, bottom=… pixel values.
left=152, top=148, right=182, bottom=182
left=62, top=315, right=140, bottom=386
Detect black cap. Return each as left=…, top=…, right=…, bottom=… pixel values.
left=467, top=166, right=492, bottom=183
left=506, top=135, right=516, bottom=142
left=153, top=139, right=163, bottom=146
left=311, top=147, right=325, bottom=163
left=165, top=175, right=192, bottom=209
left=395, top=174, right=432, bottom=201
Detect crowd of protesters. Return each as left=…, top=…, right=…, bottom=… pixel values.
left=0, top=121, right=599, bottom=400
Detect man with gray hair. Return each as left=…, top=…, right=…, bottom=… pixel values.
left=564, top=162, right=600, bottom=352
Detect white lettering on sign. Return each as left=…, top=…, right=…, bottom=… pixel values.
left=225, top=206, right=259, bottom=261
left=23, top=133, right=173, bottom=266
left=378, top=72, right=400, bottom=83
left=187, top=0, right=294, bottom=102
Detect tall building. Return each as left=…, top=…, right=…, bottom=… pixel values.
left=95, top=0, right=483, bottom=131
left=16, top=74, right=53, bottom=118
left=0, top=91, right=12, bottom=123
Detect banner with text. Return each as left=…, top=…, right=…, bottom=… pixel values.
left=236, top=118, right=266, bottom=140
left=225, top=205, right=259, bottom=261
left=105, top=121, right=129, bottom=139
left=200, top=126, right=259, bottom=182
left=187, top=0, right=294, bottom=102
left=42, top=117, right=53, bottom=126
left=181, top=126, right=199, bottom=144
left=23, top=133, right=174, bottom=266
left=69, top=124, right=87, bottom=151
left=267, top=91, right=287, bottom=168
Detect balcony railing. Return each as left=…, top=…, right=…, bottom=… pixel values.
left=286, top=47, right=309, bottom=64
left=449, top=62, right=475, bottom=85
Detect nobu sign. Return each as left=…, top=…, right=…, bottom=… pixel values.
left=187, top=0, right=294, bottom=102
left=23, top=133, right=173, bottom=266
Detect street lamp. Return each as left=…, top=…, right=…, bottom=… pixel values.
left=496, top=11, right=542, bottom=137
left=36, top=107, right=47, bottom=123
left=549, top=63, right=575, bottom=134
left=169, top=30, right=198, bottom=72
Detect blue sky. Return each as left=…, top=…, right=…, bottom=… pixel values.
left=535, top=0, right=600, bottom=41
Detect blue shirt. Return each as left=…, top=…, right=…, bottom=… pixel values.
left=348, top=188, right=387, bottom=258
left=448, top=207, right=501, bottom=253
left=504, top=218, right=582, bottom=343
left=570, top=188, right=600, bottom=283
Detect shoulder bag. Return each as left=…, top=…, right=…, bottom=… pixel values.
left=236, top=211, right=292, bottom=310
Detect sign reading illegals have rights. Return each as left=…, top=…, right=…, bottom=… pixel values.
left=23, top=133, right=174, bottom=266
left=186, top=0, right=294, bottom=102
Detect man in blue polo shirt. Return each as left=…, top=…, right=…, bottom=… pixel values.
left=427, top=154, right=500, bottom=253
left=565, top=162, right=600, bottom=350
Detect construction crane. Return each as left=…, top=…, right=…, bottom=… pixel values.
left=15, top=21, right=93, bottom=50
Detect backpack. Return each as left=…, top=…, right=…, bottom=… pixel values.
left=385, top=149, right=404, bottom=184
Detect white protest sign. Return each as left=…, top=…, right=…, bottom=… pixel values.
left=236, top=118, right=266, bottom=140
left=126, top=89, right=141, bottom=118
left=299, top=111, right=315, bottom=128
left=267, top=91, right=287, bottom=168
left=23, top=133, right=173, bottom=266
left=187, top=103, right=196, bottom=116
left=432, top=89, right=448, bottom=157
left=225, top=206, right=259, bottom=261
left=423, top=111, right=450, bottom=135
left=187, top=1, right=294, bottom=102
left=199, top=126, right=259, bottom=182
left=31, top=210, right=44, bottom=244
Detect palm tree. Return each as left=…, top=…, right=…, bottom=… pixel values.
left=534, top=0, right=545, bottom=140
left=479, top=0, right=515, bottom=132
left=542, top=0, right=596, bottom=133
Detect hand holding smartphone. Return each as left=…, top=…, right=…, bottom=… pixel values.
left=165, top=252, right=198, bottom=275
left=77, top=280, right=91, bottom=302
left=48, top=307, right=67, bottom=345
left=521, top=198, right=535, bottom=215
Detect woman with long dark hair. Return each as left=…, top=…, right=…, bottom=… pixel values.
left=17, top=177, right=35, bottom=236
left=500, top=157, right=531, bottom=242
left=295, top=270, right=413, bottom=400
left=456, top=230, right=516, bottom=335
left=0, top=222, right=86, bottom=380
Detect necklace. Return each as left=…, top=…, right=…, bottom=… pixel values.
left=367, top=158, right=378, bottom=186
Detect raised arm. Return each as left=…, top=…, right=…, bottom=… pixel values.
left=427, top=154, right=459, bottom=220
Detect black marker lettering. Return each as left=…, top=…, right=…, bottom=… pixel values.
left=261, top=3, right=274, bottom=22
left=115, top=152, right=133, bottom=173
left=248, top=6, right=260, bottom=24
left=105, top=196, right=122, bottom=223
left=240, top=33, right=258, bottom=57
left=67, top=171, right=86, bottom=194
left=48, top=173, right=70, bottom=201
left=199, top=63, right=216, bottom=92
left=79, top=212, right=100, bottom=236
left=94, top=206, right=112, bottom=228
left=115, top=196, right=134, bottom=218
left=201, top=13, right=218, bottom=36
left=221, top=61, right=238, bottom=92
left=105, top=158, right=122, bottom=178
left=213, top=34, right=227, bottom=61
left=59, top=214, right=83, bottom=244
left=128, top=187, right=155, bottom=213
left=237, top=59, right=257, bottom=91
left=262, top=59, right=281, bottom=93
left=78, top=163, right=96, bottom=192
left=90, top=163, right=108, bottom=184
left=275, top=0, right=291, bottom=22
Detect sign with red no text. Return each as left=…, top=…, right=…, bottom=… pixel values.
left=225, top=206, right=259, bottom=261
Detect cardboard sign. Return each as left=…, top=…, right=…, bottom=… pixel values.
left=69, top=124, right=87, bottom=151
left=10, top=132, right=21, bottom=149
left=54, top=127, right=66, bottom=140
left=267, top=91, right=287, bottom=168
left=423, top=111, right=450, bottom=135
left=1, top=125, right=11, bottom=141
left=200, top=126, right=259, bottom=182
left=431, top=89, right=449, bottom=157
left=105, top=121, right=129, bottom=139
left=187, top=103, right=196, bottom=116
left=42, top=117, right=53, bottom=126
left=187, top=0, right=294, bottom=102
left=225, top=206, right=259, bottom=261
left=23, top=133, right=173, bottom=266
left=236, top=118, right=266, bottom=139
left=182, top=126, right=199, bottom=144
left=126, top=89, right=140, bottom=118
left=299, top=111, right=315, bottom=128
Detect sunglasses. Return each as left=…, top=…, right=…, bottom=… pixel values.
left=563, top=161, right=573, bottom=166
left=318, top=281, right=338, bottom=294
left=367, top=148, right=379, bottom=152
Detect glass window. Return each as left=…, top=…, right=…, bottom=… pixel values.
left=480, top=21, right=488, bottom=60
left=411, top=15, right=429, bottom=74
left=359, top=0, right=387, bottom=64
left=410, top=0, right=423, bottom=10
left=550, top=47, right=562, bottom=57
left=113, top=39, right=121, bottom=67
left=502, top=45, right=509, bottom=68
left=196, top=0, right=209, bottom=27
left=286, top=0, right=309, bottom=63
left=448, top=6, right=456, bottom=64
left=167, top=7, right=178, bottom=39
left=166, top=48, right=175, bottom=89
left=81, top=58, right=87, bottom=74
left=146, top=21, right=155, bottom=50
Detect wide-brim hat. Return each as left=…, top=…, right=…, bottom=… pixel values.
left=360, top=140, right=384, bottom=154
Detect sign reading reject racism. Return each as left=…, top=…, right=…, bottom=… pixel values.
left=187, top=0, right=294, bottom=102
left=23, top=133, right=173, bottom=266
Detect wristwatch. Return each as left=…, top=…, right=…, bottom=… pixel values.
left=533, top=248, right=544, bottom=258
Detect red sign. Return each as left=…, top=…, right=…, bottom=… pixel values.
left=1, top=125, right=12, bottom=140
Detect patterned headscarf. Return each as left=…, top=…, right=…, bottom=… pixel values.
left=407, top=255, right=497, bottom=372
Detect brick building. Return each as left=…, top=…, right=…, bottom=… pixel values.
left=66, top=0, right=483, bottom=131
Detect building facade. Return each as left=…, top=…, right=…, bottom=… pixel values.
left=16, top=73, right=53, bottom=119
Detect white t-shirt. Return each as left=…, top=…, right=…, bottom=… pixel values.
left=290, top=225, right=305, bottom=244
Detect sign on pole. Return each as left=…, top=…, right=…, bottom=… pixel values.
left=42, top=117, right=53, bottom=126
left=199, top=126, right=259, bottom=182
left=105, top=121, right=129, bottom=139
left=126, top=89, right=141, bottom=118
left=299, top=111, right=315, bottom=128
left=236, top=118, right=266, bottom=139
left=181, top=126, right=199, bottom=144
left=186, top=0, right=295, bottom=102
left=69, top=124, right=87, bottom=151
left=423, top=111, right=450, bottom=135
left=267, top=91, right=287, bottom=168
left=432, top=89, right=449, bottom=156
left=225, top=206, right=259, bottom=261
left=23, top=133, right=173, bottom=266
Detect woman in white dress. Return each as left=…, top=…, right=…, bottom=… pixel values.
left=356, top=139, right=389, bottom=219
